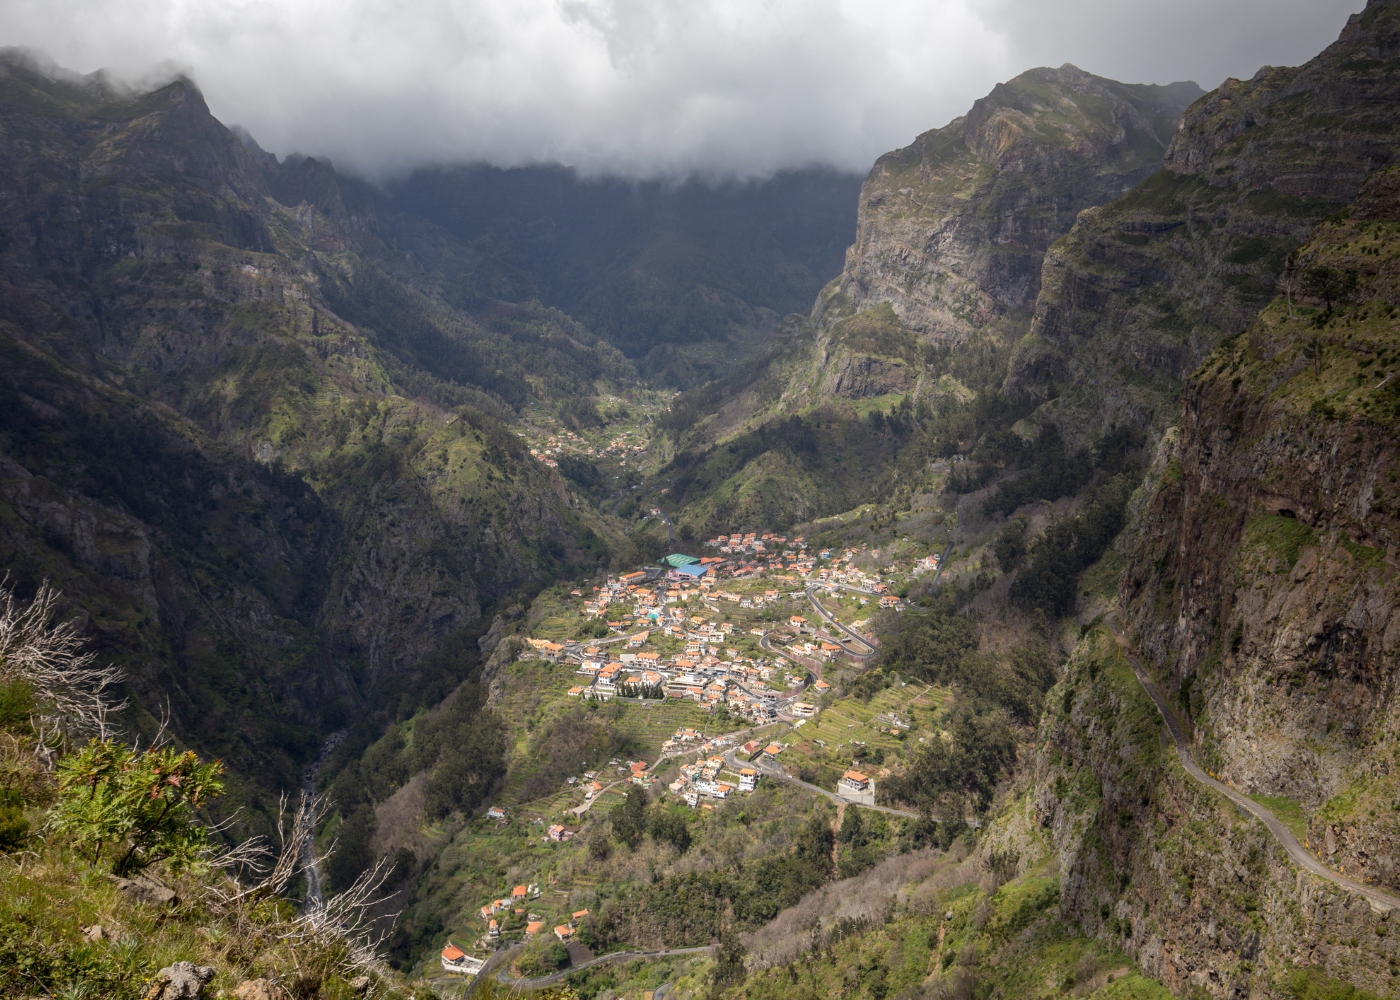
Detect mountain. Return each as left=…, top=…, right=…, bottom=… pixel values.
left=1005, top=0, right=1400, bottom=445
left=640, top=10, right=1400, bottom=993
left=996, top=4, right=1400, bottom=992
left=0, top=51, right=622, bottom=805
left=836, top=66, right=1202, bottom=351
left=1016, top=158, right=1400, bottom=999
left=657, top=66, right=1203, bottom=536
left=388, top=165, right=863, bottom=386
left=7, top=4, right=1400, bottom=995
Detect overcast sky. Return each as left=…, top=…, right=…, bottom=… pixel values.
left=0, top=0, right=1363, bottom=179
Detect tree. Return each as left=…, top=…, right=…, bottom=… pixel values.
left=837, top=805, right=866, bottom=846
left=611, top=787, right=648, bottom=850
left=0, top=788, right=27, bottom=850
left=49, top=739, right=225, bottom=876
left=649, top=807, right=692, bottom=854
left=1301, top=265, right=1357, bottom=314
left=993, top=515, right=1030, bottom=572
left=709, top=929, right=747, bottom=998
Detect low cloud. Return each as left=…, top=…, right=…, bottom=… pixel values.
left=0, top=0, right=1361, bottom=179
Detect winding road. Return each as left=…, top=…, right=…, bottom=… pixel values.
left=804, top=584, right=878, bottom=659
left=1107, top=613, right=1400, bottom=914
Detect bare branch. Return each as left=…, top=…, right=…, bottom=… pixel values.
left=210, top=791, right=330, bottom=905
left=286, top=856, right=398, bottom=971
left=0, top=577, right=125, bottom=745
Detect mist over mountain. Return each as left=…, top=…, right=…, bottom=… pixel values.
left=0, top=0, right=1361, bottom=178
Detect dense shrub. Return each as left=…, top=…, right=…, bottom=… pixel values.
left=881, top=705, right=1019, bottom=814
left=50, top=741, right=225, bottom=876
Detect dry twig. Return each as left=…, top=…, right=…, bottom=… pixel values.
left=0, top=577, right=125, bottom=752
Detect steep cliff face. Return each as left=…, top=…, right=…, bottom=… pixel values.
left=835, top=66, right=1201, bottom=351
left=1121, top=159, right=1400, bottom=891
left=0, top=54, right=617, bottom=789
left=1006, top=0, right=1400, bottom=446
left=1026, top=626, right=1398, bottom=999
left=1006, top=157, right=1400, bottom=999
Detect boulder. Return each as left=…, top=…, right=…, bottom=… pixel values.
left=146, top=961, right=215, bottom=999
left=111, top=874, right=179, bottom=906
left=232, top=980, right=283, bottom=1000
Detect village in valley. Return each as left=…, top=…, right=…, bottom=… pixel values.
left=430, top=513, right=961, bottom=990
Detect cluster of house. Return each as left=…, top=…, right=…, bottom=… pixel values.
left=443, top=882, right=596, bottom=966
left=666, top=746, right=760, bottom=807
left=704, top=531, right=803, bottom=556
left=525, top=425, right=648, bottom=467
left=477, top=883, right=542, bottom=931
left=551, top=908, right=592, bottom=943
left=548, top=630, right=789, bottom=722
left=913, top=553, right=944, bottom=575
left=698, top=533, right=817, bottom=579
left=739, top=738, right=786, bottom=762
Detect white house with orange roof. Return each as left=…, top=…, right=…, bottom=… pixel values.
left=441, top=943, right=486, bottom=976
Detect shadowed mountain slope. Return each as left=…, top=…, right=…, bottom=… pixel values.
left=388, top=165, right=863, bottom=387
left=0, top=52, right=619, bottom=804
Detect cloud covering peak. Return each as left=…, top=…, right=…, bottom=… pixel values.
left=0, top=0, right=1362, bottom=179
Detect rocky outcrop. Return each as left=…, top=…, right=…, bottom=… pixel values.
left=699, top=66, right=1202, bottom=422
left=147, top=962, right=215, bottom=999
left=1006, top=0, right=1400, bottom=446
left=832, top=66, right=1202, bottom=349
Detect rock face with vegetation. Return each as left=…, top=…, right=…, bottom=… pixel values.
left=792, top=66, right=1203, bottom=408
left=654, top=69, right=1202, bottom=538
left=1005, top=0, right=1400, bottom=445
left=1029, top=625, right=1399, bottom=999
left=1120, top=160, right=1400, bottom=892
left=389, top=165, right=862, bottom=387
left=1018, top=49, right=1400, bottom=999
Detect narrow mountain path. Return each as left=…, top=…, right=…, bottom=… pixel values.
left=1106, top=613, right=1400, bottom=914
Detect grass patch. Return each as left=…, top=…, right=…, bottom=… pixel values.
left=989, top=875, right=1060, bottom=940
left=1079, top=548, right=1127, bottom=600
left=1244, top=514, right=1315, bottom=569
left=1278, top=964, right=1384, bottom=1000
left=1096, top=973, right=1177, bottom=999
left=1249, top=794, right=1308, bottom=841
left=1339, top=534, right=1386, bottom=571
